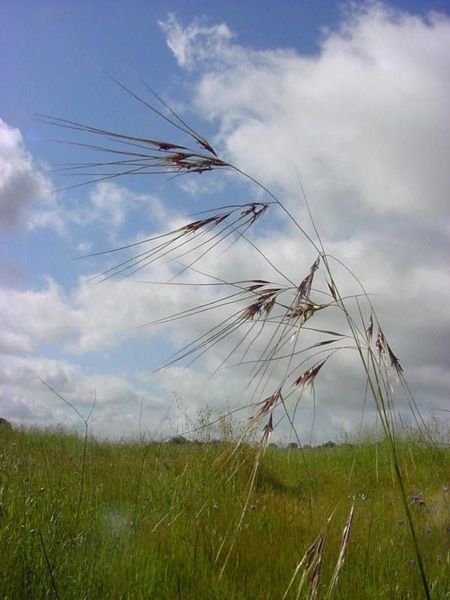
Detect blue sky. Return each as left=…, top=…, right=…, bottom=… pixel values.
left=1, top=1, right=449, bottom=441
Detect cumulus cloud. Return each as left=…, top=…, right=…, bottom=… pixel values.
left=158, top=8, right=450, bottom=261
left=0, top=273, right=173, bottom=356
left=0, top=279, right=78, bottom=353
left=179, top=5, right=450, bottom=227
left=0, top=119, right=52, bottom=230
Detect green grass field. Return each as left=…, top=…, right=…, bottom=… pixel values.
left=0, top=427, right=448, bottom=599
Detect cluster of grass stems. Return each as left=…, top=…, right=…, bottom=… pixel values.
left=31, top=77, right=450, bottom=598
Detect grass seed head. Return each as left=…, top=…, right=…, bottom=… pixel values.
left=294, top=360, right=327, bottom=388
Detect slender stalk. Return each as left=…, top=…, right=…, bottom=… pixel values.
left=39, top=532, right=61, bottom=600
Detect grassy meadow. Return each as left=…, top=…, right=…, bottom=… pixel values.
left=0, top=426, right=448, bottom=599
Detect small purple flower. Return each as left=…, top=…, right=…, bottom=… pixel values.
left=410, top=494, right=425, bottom=507
left=442, top=485, right=449, bottom=494
left=249, top=504, right=257, bottom=510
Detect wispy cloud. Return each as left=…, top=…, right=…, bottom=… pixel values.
left=159, top=13, right=234, bottom=70
left=28, top=181, right=162, bottom=239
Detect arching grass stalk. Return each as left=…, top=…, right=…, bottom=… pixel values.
left=236, top=153, right=431, bottom=598
left=39, top=76, right=432, bottom=598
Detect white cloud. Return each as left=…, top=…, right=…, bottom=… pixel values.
left=71, top=182, right=139, bottom=229
left=1, top=224, right=227, bottom=357
left=29, top=181, right=162, bottom=238
left=159, top=13, right=234, bottom=70
left=0, top=279, right=78, bottom=353
left=0, top=119, right=52, bottom=230
left=77, top=241, right=92, bottom=253
left=27, top=199, right=66, bottom=234
left=189, top=6, right=450, bottom=228
left=0, top=276, right=159, bottom=356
